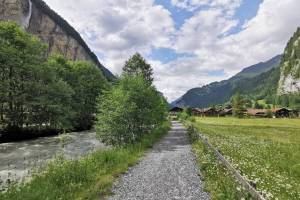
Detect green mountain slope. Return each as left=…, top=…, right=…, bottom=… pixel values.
left=173, top=55, right=282, bottom=108
left=232, top=55, right=282, bottom=80
left=278, top=27, right=300, bottom=94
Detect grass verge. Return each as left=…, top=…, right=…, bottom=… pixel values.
left=191, top=117, right=300, bottom=200
left=187, top=125, right=252, bottom=200
left=0, top=121, right=170, bottom=200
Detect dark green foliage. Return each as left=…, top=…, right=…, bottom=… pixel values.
left=122, top=53, right=154, bottom=83
left=279, top=93, right=300, bottom=109
left=46, top=56, right=109, bottom=130
left=0, top=22, right=108, bottom=135
left=232, top=92, right=245, bottom=118
left=96, top=75, right=168, bottom=146
left=0, top=21, right=48, bottom=129
left=30, top=0, right=114, bottom=80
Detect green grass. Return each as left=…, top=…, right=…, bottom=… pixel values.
left=0, top=121, right=170, bottom=200
left=187, top=126, right=252, bottom=200
left=191, top=117, right=300, bottom=200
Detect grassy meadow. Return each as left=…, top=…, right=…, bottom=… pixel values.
left=0, top=122, right=170, bottom=200
left=190, top=117, right=300, bottom=200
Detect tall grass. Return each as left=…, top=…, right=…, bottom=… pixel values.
left=192, top=117, right=300, bottom=200
left=0, top=121, right=170, bottom=200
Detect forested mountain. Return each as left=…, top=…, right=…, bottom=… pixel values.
left=173, top=55, right=282, bottom=108
left=233, top=55, right=282, bottom=80
left=278, top=27, right=300, bottom=94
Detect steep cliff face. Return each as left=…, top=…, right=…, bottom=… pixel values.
left=0, top=0, right=114, bottom=80
left=278, top=28, right=300, bottom=95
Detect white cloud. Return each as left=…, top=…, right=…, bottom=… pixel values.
left=171, top=0, right=241, bottom=14
left=162, top=0, right=300, bottom=100
left=44, top=0, right=300, bottom=101
left=44, top=0, right=175, bottom=74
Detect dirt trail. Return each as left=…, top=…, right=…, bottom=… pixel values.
left=109, top=121, right=210, bottom=200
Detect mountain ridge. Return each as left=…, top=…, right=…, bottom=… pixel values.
left=173, top=55, right=282, bottom=108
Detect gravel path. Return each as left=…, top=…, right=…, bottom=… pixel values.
left=109, top=121, right=210, bottom=200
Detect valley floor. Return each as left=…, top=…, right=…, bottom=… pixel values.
left=191, top=117, right=300, bottom=200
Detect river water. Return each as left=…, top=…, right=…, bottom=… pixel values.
left=0, top=131, right=104, bottom=189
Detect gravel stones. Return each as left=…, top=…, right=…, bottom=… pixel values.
left=109, top=121, right=210, bottom=200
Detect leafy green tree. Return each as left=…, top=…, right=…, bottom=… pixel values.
left=122, top=53, right=154, bottom=83
left=0, top=22, right=108, bottom=134
left=96, top=75, right=167, bottom=146
left=0, top=22, right=47, bottom=129
left=232, top=92, right=245, bottom=118
left=33, top=61, right=74, bottom=130
left=68, top=61, right=109, bottom=130
left=45, top=55, right=109, bottom=130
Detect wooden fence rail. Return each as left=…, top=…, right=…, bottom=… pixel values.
left=196, top=131, right=266, bottom=200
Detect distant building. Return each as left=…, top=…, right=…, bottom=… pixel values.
left=191, top=108, right=202, bottom=116
left=219, top=108, right=233, bottom=116
left=246, top=108, right=290, bottom=118
left=169, top=107, right=183, bottom=115
left=193, top=107, right=219, bottom=117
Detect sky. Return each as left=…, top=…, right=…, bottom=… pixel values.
left=43, top=0, right=300, bottom=101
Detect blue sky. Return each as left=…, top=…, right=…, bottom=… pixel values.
left=151, top=0, right=262, bottom=67
left=45, top=0, right=300, bottom=100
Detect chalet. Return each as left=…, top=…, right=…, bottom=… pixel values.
left=219, top=108, right=233, bottom=116
left=201, top=107, right=218, bottom=116
left=191, top=108, right=202, bottom=116
left=169, top=107, right=183, bottom=115
left=246, top=108, right=290, bottom=118
left=273, top=108, right=290, bottom=118
left=246, top=109, right=268, bottom=117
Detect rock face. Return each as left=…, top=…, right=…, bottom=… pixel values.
left=278, top=28, right=300, bottom=95
left=0, top=0, right=114, bottom=80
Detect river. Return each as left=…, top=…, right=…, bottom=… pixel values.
left=0, top=131, right=104, bottom=190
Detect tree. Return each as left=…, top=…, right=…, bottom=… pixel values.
left=0, top=22, right=108, bottom=134
left=45, top=55, right=109, bottom=130
left=232, top=92, right=245, bottom=118
left=68, top=61, right=109, bottom=130
left=33, top=60, right=74, bottom=130
left=122, top=53, right=154, bottom=83
left=0, top=22, right=47, bottom=130
left=96, top=75, right=168, bottom=146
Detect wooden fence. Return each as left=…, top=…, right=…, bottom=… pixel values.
left=195, top=130, right=266, bottom=200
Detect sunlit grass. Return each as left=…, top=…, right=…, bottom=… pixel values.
left=0, top=122, right=170, bottom=200
left=192, top=117, right=300, bottom=200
